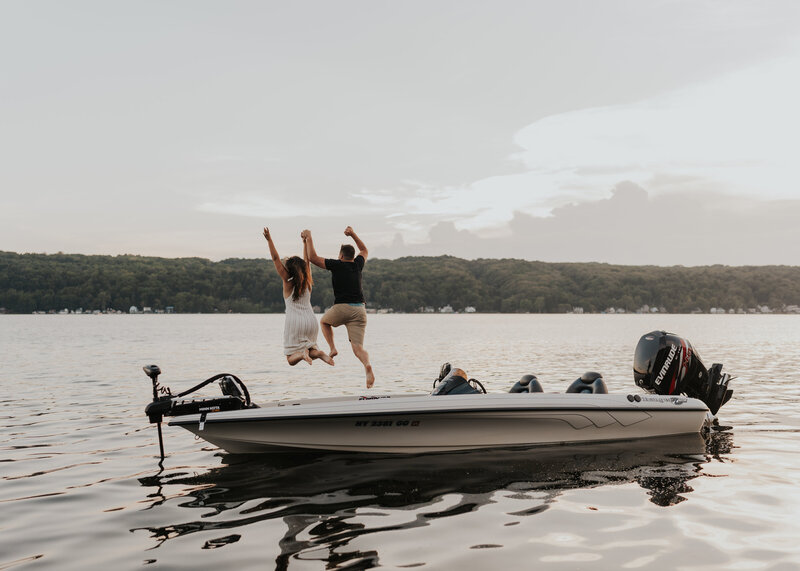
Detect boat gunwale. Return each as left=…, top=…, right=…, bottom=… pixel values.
left=168, top=396, right=708, bottom=426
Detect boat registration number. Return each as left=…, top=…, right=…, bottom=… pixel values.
left=354, top=419, right=420, bottom=427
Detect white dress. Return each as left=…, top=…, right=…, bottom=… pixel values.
left=283, top=287, right=319, bottom=355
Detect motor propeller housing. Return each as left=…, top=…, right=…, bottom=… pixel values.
left=633, top=330, right=733, bottom=415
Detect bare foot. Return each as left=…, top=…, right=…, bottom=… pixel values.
left=365, top=365, right=375, bottom=389
left=329, top=348, right=338, bottom=359
left=302, top=349, right=313, bottom=365
left=310, top=348, right=335, bottom=366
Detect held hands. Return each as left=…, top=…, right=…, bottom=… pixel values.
left=266, top=227, right=348, bottom=244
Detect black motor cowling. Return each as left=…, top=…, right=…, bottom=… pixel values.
left=633, top=330, right=733, bottom=414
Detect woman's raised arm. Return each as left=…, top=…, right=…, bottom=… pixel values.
left=303, top=234, right=312, bottom=274
left=263, top=227, right=290, bottom=281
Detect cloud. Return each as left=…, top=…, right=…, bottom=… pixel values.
left=366, top=45, right=800, bottom=254
left=374, top=182, right=800, bottom=266
left=510, top=50, right=800, bottom=201
left=3, top=2, right=800, bottom=264
left=196, top=191, right=382, bottom=219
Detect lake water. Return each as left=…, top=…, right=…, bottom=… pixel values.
left=1, top=314, right=799, bottom=570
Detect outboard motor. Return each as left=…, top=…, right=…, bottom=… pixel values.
left=566, top=372, right=608, bottom=394
left=634, top=330, right=733, bottom=415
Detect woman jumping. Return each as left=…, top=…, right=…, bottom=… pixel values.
left=263, top=227, right=334, bottom=366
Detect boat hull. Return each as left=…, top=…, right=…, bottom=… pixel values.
left=168, top=392, right=711, bottom=454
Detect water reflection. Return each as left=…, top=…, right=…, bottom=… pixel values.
left=136, top=431, right=733, bottom=569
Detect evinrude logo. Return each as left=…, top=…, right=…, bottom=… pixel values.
left=654, top=343, right=678, bottom=386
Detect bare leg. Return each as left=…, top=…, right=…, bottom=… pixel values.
left=287, top=352, right=304, bottom=366
left=351, top=343, right=374, bottom=388
left=287, top=349, right=313, bottom=366
left=309, top=347, right=335, bottom=366
left=321, top=322, right=338, bottom=358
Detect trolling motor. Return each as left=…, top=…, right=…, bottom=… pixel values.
left=633, top=331, right=733, bottom=415
left=143, top=365, right=255, bottom=460
left=143, top=365, right=168, bottom=459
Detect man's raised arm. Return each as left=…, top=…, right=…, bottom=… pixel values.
left=344, top=226, right=368, bottom=260
left=302, top=230, right=327, bottom=269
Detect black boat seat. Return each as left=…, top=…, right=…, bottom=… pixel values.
left=509, top=374, right=544, bottom=393
left=432, top=368, right=483, bottom=395
left=565, top=371, right=608, bottom=394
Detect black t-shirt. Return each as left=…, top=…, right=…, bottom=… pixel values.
left=324, top=255, right=366, bottom=304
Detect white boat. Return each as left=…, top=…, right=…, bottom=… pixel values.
left=166, top=391, right=713, bottom=454
left=144, top=331, right=732, bottom=457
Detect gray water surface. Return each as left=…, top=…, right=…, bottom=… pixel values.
left=1, top=314, right=799, bottom=569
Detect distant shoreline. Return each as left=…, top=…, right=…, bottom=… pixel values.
left=5, top=310, right=798, bottom=316
left=2, top=251, right=799, bottom=315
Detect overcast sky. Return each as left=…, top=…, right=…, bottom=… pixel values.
left=2, top=1, right=800, bottom=265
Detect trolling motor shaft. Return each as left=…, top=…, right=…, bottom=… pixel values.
left=143, top=364, right=168, bottom=460
left=144, top=364, right=161, bottom=399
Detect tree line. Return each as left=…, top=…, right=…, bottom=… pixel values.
left=1, top=250, right=799, bottom=314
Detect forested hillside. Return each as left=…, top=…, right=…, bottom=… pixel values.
left=1, top=251, right=799, bottom=314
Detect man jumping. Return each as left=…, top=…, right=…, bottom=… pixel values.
left=302, top=226, right=375, bottom=388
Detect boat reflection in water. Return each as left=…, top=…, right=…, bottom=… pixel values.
left=137, top=430, right=732, bottom=568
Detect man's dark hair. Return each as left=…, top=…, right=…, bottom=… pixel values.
left=340, top=244, right=355, bottom=260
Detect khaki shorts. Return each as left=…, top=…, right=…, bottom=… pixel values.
left=321, top=304, right=367, bottom=346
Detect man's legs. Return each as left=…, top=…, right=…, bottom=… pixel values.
left=320, top=322, right=338, bottom=358
left=342, top=306, right=371, bottom=387
left=321, top=305, right=346, bottom=359
left=351, top=343, right=374, bottom=388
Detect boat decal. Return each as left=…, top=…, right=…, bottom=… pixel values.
left=668, top=339, right=689, bottom=395
left=639, top=395, right=688, bottom=405
left=654, top=343, right=678, bottom=388
left=358, top=395, right=392, bottom=400
left=678, top=339, right=691, bottom=387
left=354, top=419, right=421, bottom=427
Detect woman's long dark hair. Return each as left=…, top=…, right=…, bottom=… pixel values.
left=284, top=256, right=313, bottom=300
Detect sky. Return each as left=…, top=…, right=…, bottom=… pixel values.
left=2, top=0, right=800, bottom=266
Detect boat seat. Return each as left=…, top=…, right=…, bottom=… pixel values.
left=509, top=374, right=544, bottom=393
left=565, top=371, right=608, bottom=394
left=432, top=368, right=483, bottom=395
